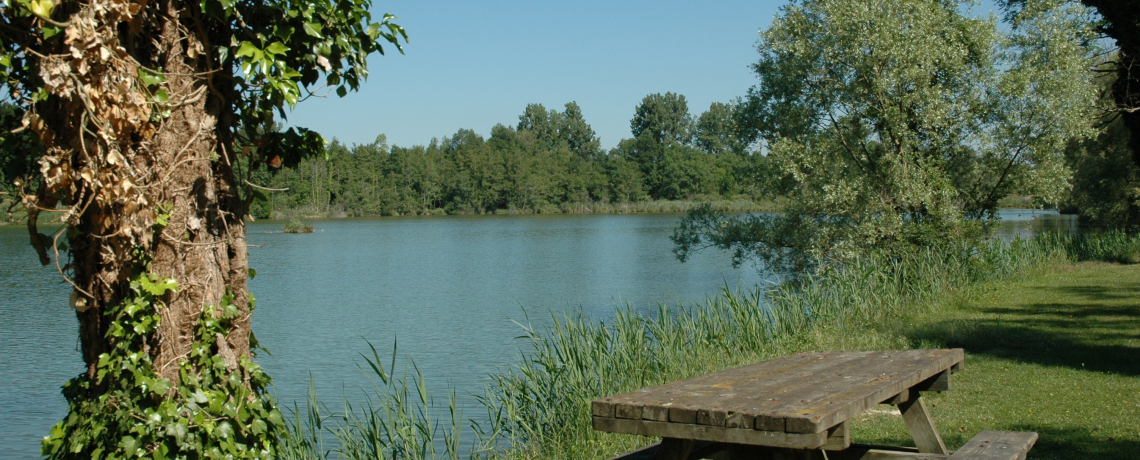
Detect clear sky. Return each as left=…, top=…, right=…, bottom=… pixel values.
left=283, top=1, right=787, bottom=150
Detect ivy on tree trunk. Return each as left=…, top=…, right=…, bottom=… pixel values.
left=0, top=0, right=405, bottom=456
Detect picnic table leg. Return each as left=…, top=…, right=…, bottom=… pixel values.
left=653, top=438, right=695, bottom=460
left=897, top=393, right=948, bottom=455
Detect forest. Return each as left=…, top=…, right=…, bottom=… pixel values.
left=240, top=95, right=766, bottom=219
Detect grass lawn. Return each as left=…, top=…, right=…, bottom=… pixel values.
left=843, top=262, right=1140, bottom=459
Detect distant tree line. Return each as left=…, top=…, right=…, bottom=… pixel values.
left=241, top=95, right=766, bottom=218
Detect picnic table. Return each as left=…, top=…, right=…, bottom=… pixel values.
left=591, top=349, right=1037, bottom=460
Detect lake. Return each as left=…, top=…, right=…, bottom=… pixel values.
left=0, top=210, right=1074, bottom=458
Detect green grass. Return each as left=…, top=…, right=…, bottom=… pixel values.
left=479, top=240, right=1064, bottom=460
left=844, top=262, right=1140, bottom=459
left=280, top=233, right=1140, bottom=460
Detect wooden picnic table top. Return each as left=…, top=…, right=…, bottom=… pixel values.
left=592, top=349, right=963, bottom=449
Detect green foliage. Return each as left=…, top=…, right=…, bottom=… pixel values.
left=1037, top=229, right=1140, bottom=264
left=1, top=0, right=406, bottom=206
left=679, top=0, right=1100, bottom=273
left=42, top=271, right=285, bottom=459
left=283, top=218, right=313, bottom=233
left=246, top=100, right=764, bottom=218
left=481, top=237, right=1063, bottom=457
left=272, top=230, right=1140, bottom=460
left=695, top=101, right=746, bottom=156
left=273, top=341, right=469, bottom=460
left=1060, top=67, right=1140, bottom=229
left=1063, top=114, right=1140, bottom=229
left=0, top=102, right=41, bottom=223
left=631, top=92, right=693, bottom=146
left=332, top=342, right=465, bottom=460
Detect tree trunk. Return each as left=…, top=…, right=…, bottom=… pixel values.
left=21, top=3, right=267, bottom=455
left=27, top=0, right=250, bottom=389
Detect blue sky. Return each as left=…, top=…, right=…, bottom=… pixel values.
left=283, top=1, right=786, bottom=150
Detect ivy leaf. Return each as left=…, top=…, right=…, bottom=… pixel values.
left=152, top=88, right=169, bottom=104
left=266, top=409, right=284, bottom=426
left=149, top=377, right=171, bottom=395
left=215, top=421, right=233, bottom=439
left=273, top=25, right=294, bottom=41
left=266, top=42, right=290, bottom=55
left=42, top=25, right=61, bottom=40
left=28, top=0, right=54, bottom=19
left=303, top=22, right=322, bottom=37
left=119, top=436, right=139, bottom=456
left=236, top=41, right=260, bottom=58
left=138, top=69, right=166, bottom=87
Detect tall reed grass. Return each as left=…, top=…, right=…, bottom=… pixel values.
left=280, top=341, right=467, bottom=460
left=279, top=231, right=1140, bottom=460
left=1036, top=229, right=1140, bottom=264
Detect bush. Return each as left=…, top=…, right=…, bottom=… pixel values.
left=284, top=218, right=313, bottom=234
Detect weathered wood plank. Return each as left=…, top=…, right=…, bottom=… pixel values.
left=593, top=400, right=615, bottom=417
left=912, top=370, right=950, bottom=392
left=697, top=409, right=726, bottom=427
left=781, top=349, right=964, bottom=433
left=882, top=389, right=913, bottom=406
left=826, top=444, right=949, bottom=460
left=593, top=417, right=829, bottom=449
left=617, top=403, right=644, bottom=420
left=822, top=421, right=850, bottom=451
left=632, top=352, right=858, bottom=429
left=947, top=431, right=1037, bottom=460
left=724, top=411, right=753, bottom=429
left=715, top=351, right=874, bottom=430
left=631, top=351, right=871, bottom=430
left=669, top=404, right=699, bottom=424
left=591, top=349, right=964, bottom=438
left=898, top=396, right=948, bottom=455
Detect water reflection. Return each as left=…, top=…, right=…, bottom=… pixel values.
left=0, top=210, right=1088, bottom=458
left=993, top=209, right=1081, bottom=241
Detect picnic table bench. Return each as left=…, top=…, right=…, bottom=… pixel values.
left=591, top=349, right=1037, bottom=460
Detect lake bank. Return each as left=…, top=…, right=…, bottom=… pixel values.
left=0, top=213, right=771, bottom=458
left=848, top=261, right=1140, bottom=459
left=260, top=198, right=779, bottom=220
left=0, top=211, right=1092, bottom=458
left=470, top=236, right=1137, bottom=460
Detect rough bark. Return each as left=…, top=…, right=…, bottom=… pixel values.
left=24, top=0, right=250, bottom=386
left=1080, top=0, right=1140, bottom=160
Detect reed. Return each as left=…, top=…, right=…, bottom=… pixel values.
left=279, top=341, right=467, bottom=460
left=478, top=238, right=1064, bottom=460
left=1036, top=229, right=1140, bottom=264
left=278, top=230, right=1140, bottom=460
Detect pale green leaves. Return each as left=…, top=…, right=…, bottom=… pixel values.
left=235, top=40, right=302, bottom=107
left=21, top=0, right=55, bottom=19
left=735, top=0, right=1099, bottom=268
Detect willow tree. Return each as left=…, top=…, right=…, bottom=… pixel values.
left=675, top=0, right=1099, bottom=274
left=0, top=0, right=404, bottom=456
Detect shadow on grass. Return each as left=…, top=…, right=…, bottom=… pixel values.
left=854, top=426, right=1138, bottom=460
left=907, top=283, right=1140, bottom=376
left=1008, top=425, right=1139, bottom=460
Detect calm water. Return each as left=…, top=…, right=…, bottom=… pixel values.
left=0, top=210, right=1074, bottom=458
